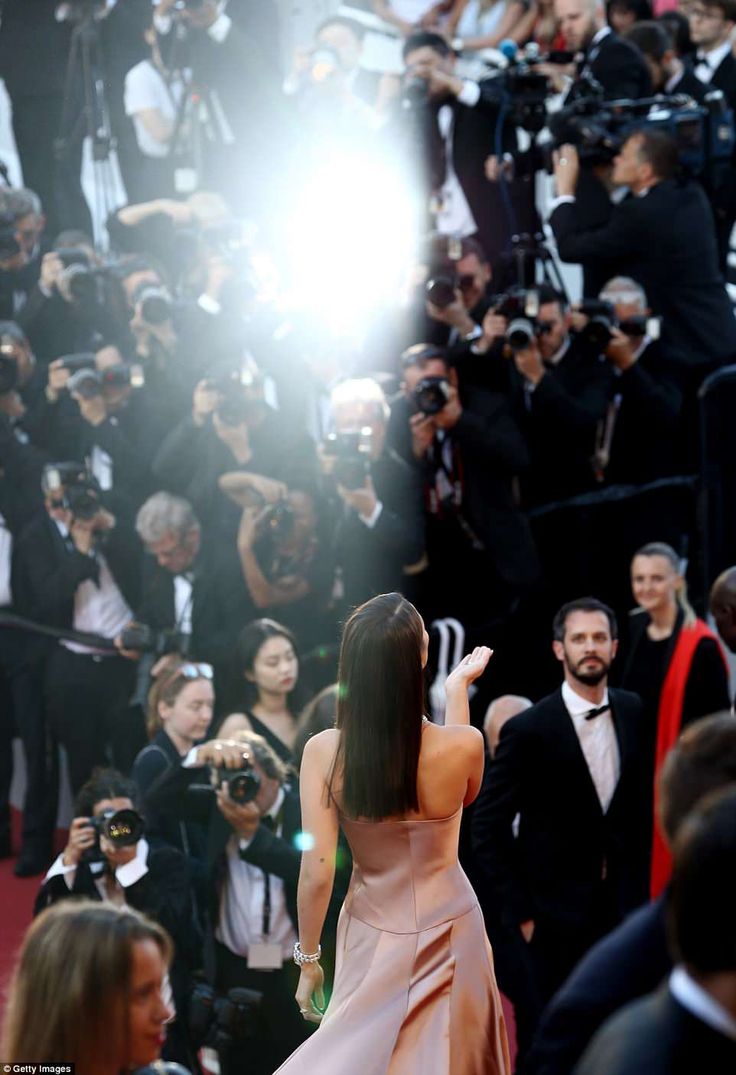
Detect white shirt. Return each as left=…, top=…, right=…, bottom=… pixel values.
left=89, top=444, right=113, bottom=491
left=670, top=966, right=736, bottom=1041
left=173, top=574, right=194, bottom=637
left=561, top=680, right=620, bottom=812
left=435, top=81, right=482, bottom=241
left=125, top=60, right=184, bottom=159
left=0, top=512, right=11, bottom=608
left=53, top=518, right=132, bottom=655
left=216, top=786, right=297, bottom=962
left=694, top=40, right=732, bottom=84
left=391, top=0, right=438, bottom=23
left=45, top=836, right=150, bottom=895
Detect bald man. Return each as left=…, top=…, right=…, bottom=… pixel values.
left=710, top=567, right=736, bottom=654
left=483, top=694, right=533, bottom=757
left=553, top=0, right=651, bottom=99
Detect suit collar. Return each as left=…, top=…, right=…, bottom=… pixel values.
left=670, top=967, right=736, bottom=1041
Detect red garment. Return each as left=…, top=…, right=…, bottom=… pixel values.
left=650, top=619, right=728, bottom=898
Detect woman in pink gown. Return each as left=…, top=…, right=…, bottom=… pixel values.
left=274, top=593, right=510, bottom=1075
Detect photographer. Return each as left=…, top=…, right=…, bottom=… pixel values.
left=398, top=31, right=532, bottom=268
left=552, top=0, right=652, bottom=99
left=624, top=21, right=706, bottom=98
left=134, top=491, right=252, bottom=681
left=549, top=130, right=736, bottom=370
left=323, top=378, right=425, bottom=612
left=222, top=474, right=334, bottom=650
left=578, top=276, right=689, bottom=484
left=35, top=768, right=200, bottom=1069
left=0, top=187, right=46, bottom=321
left=144, top=729, right=329, bottom=1074
left=390, top=344, right=538, bottom=627
left=12, top=462, right=144, bottom=794
left=423, top=236, right=495, bottom=349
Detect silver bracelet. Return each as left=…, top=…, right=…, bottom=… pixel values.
left=293, top=941, right=321, bottom=966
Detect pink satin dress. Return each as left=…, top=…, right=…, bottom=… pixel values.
left=274, top=807, right=510, bottom=1074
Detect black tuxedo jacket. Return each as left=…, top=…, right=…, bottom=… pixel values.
left=0, top=0, right=71, bottom=97
left=528, top=894, right=670, bottom=1075
left=550, top=179, right=736, bottom=365
left=11, top=510, right=141, bottom=632
left=471, top=687, right=651, bottom=930
left=575, top=985, right=736, bottom=1074
left=577, top=30, right=652, bottom=100
left=687, top=48, right=736, bottom=108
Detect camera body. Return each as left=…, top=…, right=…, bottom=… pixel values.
left=67, top=362, right=145, bottom=400
left=82, top=807, right=145, bottom=864
left=119, top=623, right=189, bottom=657
left=576, top=299, right=660, bottom=348
left=213, top=761, right=262, bottom=805
left=493, top=288, right=552, bottom=351
left=260, top=502, right=295, bottom=543
left=323, top=430, right=372, bottom=490
left=132, top=282, right=174, bottom=326
left=413, top=375, right=451, bottom=416
left=56, top=247, right=108, bottom=308
left=188, top=981, right=261, bottom=1053
left=43, top=463, right=101, bottom=521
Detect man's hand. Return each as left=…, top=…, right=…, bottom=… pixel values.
left=46, top=360, right=71, bottom=404
left=196, top=739, right=252, bottom=770
left=73, top=391, right=107, bottom=427
left=213, top=413, right=252, bottom=465
left=604, top=327, right=637, bottom=371
left=216, top=787, right=261, bottom=840
left=553, top=144, right=580, bottom=198
left=40, top=251, right=64, bottom=295
left=480, top=308, right=508, bottom=351
left=433, top=385, right=463, bottom=430
left=426, top=292, right=476, bottom=335
left=520, top=919, right=535, bottom=943
left=513, top=341, right=546, bottom=386
left=409, top=411, right=436, bottom=459
left=192, top=379, right=220, bottom=427
left=61, top=816, right=96, bottom=867
left=337, top=476, right=378, bottom=519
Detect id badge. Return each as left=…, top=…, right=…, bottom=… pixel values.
left=247, top=942, right=283, bottom=971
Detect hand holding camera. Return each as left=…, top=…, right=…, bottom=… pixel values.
left=40, top=251, right=64, bottom=295
left=513, top=340, right=546, bottom=385
left=409, top=411, right=436, bottom=460
left=337, top=474, right=378, bottom=519
left=46, top=359, right=71, bottom=404
left=553, top=144, right=580, bottom=197
left=216, top=787, right=261, bottom=841
left=432, top=384, right=462, bottom=430
left=70, top=507, right=114, bottom=554
left=604, top=327, right=638, bottom=371
left=196, top=738, right=250, bottom=770
left=480, top=308, right=509, bottom=350
left=61, top=816, right=98, bottom=867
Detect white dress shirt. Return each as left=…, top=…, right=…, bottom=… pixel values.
left=0, top=512, right=12, bottom=608
left=670, top=966, right=736, bottom=1041
left=45, top=836, right=150, bottom=898
left=694, top=40, right=732, bottom=84
left=173, top=574, right=194, bottom=637
left=561, top=680, right=620, bottom=812
left=216, top=787, right=297, bottom=962
left=435, top=81, right=482, bottom=241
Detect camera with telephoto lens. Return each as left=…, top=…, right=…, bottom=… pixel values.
left=132, top=282, right=174, bottom=326
left=189, top=980, right=261, bottom=1056
left=67, top=363, right=145, bottom=400
left=81, top=808, right=145, bottom=865
left=492, top=288, right=553, bottom=351
left=402, top=76, right=431, bottom=110
left=120, top=623, right=189, bottom=657
left=413, top=375, right=452, bottom=416
left=323, top=429, right=372, bottom=490
left=576, top=299, right=660, bottom=349
left=260, top=501, right=295, bottom=543
left=214, top=758, right=262, bottom=805
left=55, top=247, right=108, bottom=309
left=210, top=362, right=260, bottom=427
left=42, top=462, right=101, bottom=521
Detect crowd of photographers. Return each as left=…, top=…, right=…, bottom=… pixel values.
left=0, top=0, right=735, bottom=1072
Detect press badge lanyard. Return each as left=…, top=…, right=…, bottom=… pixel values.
left=248, top=800, right=285, bottom=970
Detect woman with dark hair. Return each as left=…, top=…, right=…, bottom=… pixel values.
left=606, top=0, right=653, bottom=33
left=621, top=541, right=729, bottom=895
left=225, top=618, right=306, bottom=765
left=274, top=593, right=510, bottom=1074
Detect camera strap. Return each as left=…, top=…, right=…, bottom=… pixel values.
left=592, top=393, right=622, bottom=483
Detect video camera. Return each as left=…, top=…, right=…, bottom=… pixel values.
left=42, top=462, right=101, bottom=521
left=550, top=90, right=735, bottom=173
left=119, top=623, right=189, bottom=658
left=576, top=299, right=661, bottom=349
left=492, top=288, right=553, bottom=351
left=323, top=429, right=372, bottom=490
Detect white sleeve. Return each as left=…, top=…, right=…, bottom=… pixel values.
left=125, top=63, right=160, bottom=117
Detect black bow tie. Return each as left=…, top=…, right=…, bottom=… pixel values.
left=261, top=814, right=275, bottom=831
left=585, top=705, right=610, bottom=721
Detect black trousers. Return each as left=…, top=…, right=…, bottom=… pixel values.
left=214, top=941, right=311, bottom=1075
left=0, top=628, right=58, bottom=853
left=44, top=647, right=143, bottom=794
left=7, top=90, right=92, bottom=240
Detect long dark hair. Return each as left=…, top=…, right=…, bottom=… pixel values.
left=230, top=617, right=308, bottom=712
left=332, top=593, right=424, bottom=821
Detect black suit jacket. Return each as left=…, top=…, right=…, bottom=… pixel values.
left=575, top=985, right=736, bottom=1074
left=578, top=30, right=652, bottom=99
left=550, top=179, right=736, bottom=366
left=471, top=687, right=651, bottom=930
left=528, top=894, right=670, bottom=1075
left=0, top=0, right=71, bottom=97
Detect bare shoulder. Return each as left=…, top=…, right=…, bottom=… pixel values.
left=302, top=728, right=340, bottom=767
left=431, top=723, right=484, bottom=753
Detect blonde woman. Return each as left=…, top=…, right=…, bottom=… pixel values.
left=1, top=901, right=172, bottom=1075
left=621, top=541, right=730, bottom=894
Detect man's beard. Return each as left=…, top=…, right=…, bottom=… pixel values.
left=569, top=656, right=610, bottom=686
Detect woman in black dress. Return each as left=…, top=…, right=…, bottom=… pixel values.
left=222, top=618, right=306, bottom=766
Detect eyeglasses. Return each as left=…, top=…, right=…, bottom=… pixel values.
left=690, top=7, right=725, bottom=20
